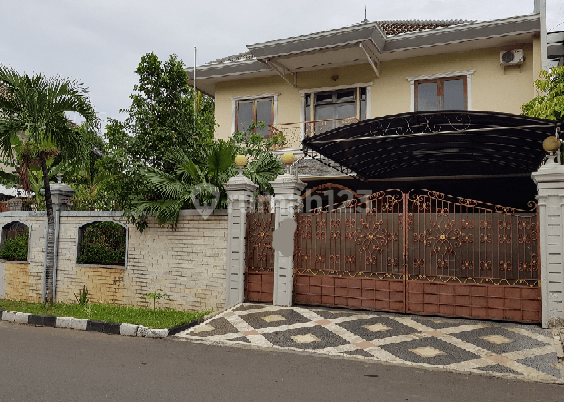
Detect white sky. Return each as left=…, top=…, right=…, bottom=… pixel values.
left=1, top=0, right=563, bottom=129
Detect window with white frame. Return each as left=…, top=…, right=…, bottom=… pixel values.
left=231, top=94, right=278, bottom=137
left=407, top=70, right=474, bottom=112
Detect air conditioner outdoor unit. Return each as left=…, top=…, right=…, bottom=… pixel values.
left=500, top=49, right=524, bottom=66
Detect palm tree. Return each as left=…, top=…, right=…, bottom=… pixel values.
left=133, top=140, right=282, bottom=230
left=0, top=66, right=98, bottom=301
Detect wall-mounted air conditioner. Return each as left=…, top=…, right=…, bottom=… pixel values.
left=500, top=49, right=524, bottom=66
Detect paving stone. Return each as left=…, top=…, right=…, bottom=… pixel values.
left=240, top=309, right=310, bottom=329
left=344, top=349, right=374, bottom=358
left=186, top=317, right=239, bottom=337
left=516, top=353, right=562, bottom=379
left=311, top=308, right=359, bottom=319
left=262, top=326, right=349, bottom=350
left=175, top=303, right=564, bottom=384
left=450, top=326, right=550, bottom=355
left=380, top=337, right=481, bottom=366
left=336, top=316, right=416, bottom=340
left=475, top=364, right=521, bottom=375
left=229, top=336, right=251, bottom=344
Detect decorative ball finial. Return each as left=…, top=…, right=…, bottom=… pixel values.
left=542, top=136, right=561, bottom=154
left=281, top=152, right=295, bottom=166
left=234, top=155, right=247, bottom=167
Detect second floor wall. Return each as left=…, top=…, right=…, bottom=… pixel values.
left=214, top=39, right=542, bottom=149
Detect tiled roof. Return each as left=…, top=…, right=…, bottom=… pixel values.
left=377, top=20, right=474, bottom=36
left=205, top=19, right=474, bottom=66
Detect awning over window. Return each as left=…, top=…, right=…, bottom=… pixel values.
left=302, top=111, right=562, bottom=182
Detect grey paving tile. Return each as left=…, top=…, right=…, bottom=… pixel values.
left=336, top=316, right=417, bottom=340
left=409, top=316, right=477, bottom=329
left=516, top=353, right=562, bottom=379
left=229, top=336, right=251, bottom=344
left=449, top=326, right=550, bottom=355
left=380, top=337, right=481, bottom=365
left=344, top=349, right=374, bottom=358
left=239, top=309, right=310, bottom=329
left=185, top=317, right=239, bottom=337
left=475, top=364, right=522, bottom=375
left=232, top=304, right=267, bottom=313
left=310, top=308, right=363, bottom=319
left=262, top=326, right=349, bottom=350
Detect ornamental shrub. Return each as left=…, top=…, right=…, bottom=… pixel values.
left=0, top=234, right=29, bottom=261
left=77, top=221, right=126, bottom=265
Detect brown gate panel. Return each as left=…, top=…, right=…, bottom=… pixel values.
left=293, top=189, right=406, bottom=313
left=245, top=211, right=275, bottom=303
left=293, top=274, right=405, bottom=311
left=292, top=186, right=541, bottom=324
left=245, top=270, right=274, bottom=303
left=406, top=281, right=541, bottom=323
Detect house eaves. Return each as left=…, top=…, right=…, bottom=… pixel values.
left=247, top=22, right=388, bottom=60
left=188, top=13, right=541, bottom=97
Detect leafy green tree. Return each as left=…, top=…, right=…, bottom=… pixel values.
left=0, top=66, right=99, bottom=300
left=100, top=52, right=216, bottom=214
left=522, top=65, right=564, bottom=121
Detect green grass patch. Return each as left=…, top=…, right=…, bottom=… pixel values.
left=0, top=299, right=209, bottom=329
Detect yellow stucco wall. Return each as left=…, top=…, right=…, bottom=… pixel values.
left=214, top=42, right=540, bottom=143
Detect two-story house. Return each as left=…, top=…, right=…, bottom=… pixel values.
left=189, top=0, right=562, bottom=209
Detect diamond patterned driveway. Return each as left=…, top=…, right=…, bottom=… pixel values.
left=172, top=303, right=564, bottom=384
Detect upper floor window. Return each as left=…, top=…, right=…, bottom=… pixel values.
left=407, top=70, right=475, bottom=112
left=304, top=87, right=367, bottom=122
left=232, top=94, right=278, bottom=137
left=300, top=84, right=371, bottom=135
left=415, top=76, right=467, bottom=111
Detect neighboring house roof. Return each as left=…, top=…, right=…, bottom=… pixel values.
left=548, top=31, right=564, bottom=65
left=377, top=20, right=472, bottom=36
left=189, top=13, right=542, bottom=97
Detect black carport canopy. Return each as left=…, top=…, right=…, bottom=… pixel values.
left=302, top=111, right=562, bottom=182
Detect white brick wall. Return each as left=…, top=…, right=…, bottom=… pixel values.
left=0, top=210, right=228, bottom=312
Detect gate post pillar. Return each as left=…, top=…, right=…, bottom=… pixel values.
left=532, top=151, right=564, bottom=328
left=270, top=169, right=306, bottom=306
left=225, top=169, right=258, bottom=307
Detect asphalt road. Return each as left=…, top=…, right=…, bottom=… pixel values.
left=0, top=321, right=561, bottom=402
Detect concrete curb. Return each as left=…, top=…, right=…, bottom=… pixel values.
left=0, top=309, right=193, bottom=338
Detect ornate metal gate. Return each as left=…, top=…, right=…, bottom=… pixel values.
left=293, top=189, right=541, bottom=323
left=245, top=197, right=275, bottom=303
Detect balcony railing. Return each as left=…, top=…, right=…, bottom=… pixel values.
left=269, top=117, right=358, bottom=150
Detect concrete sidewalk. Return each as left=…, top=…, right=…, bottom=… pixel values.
left=173, top=303, right=564, bottom=384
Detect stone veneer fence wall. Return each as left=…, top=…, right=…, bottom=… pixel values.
left=0, top=210, right=228, bottom=312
